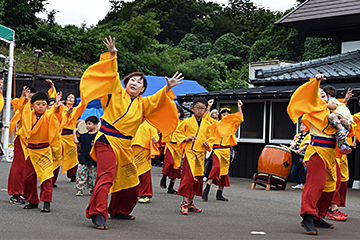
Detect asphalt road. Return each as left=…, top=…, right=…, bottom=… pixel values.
left=0, top=161, right=359, bottom=239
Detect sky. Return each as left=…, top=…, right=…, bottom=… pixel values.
left=37, top=0, right=298, bottom=27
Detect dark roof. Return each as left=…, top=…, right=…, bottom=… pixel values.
left=176, top=82, right=360, bottom=103
left=250, top=50, right=360, bottom=86
left=275, top=0, right=360, bottom=40
left=13, top=71, right=81, bottom=82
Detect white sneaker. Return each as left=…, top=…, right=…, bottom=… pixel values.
left=292, top=183, right=303, bottom=189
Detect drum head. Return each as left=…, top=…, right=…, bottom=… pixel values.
left=264, top=145, right=291, bottom=153
left=77, top=121, right=87, bottom=134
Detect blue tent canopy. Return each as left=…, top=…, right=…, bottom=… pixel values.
left=77, top=75, right=207, bottom=120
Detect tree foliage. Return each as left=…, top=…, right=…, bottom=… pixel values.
left=0, top=0, right=338, bottom=91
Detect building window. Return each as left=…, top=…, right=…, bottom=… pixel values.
left=236, top=101, right=266, bottom=143
left=269, top=101, right=296, bottom=144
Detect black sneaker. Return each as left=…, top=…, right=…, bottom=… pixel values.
left=10, top=195, right=25, bottom=205
left=300, top=214, right=318, bottom=235
left=41, top=202, right=51, bottom=213
left=314, top=218, right=334, bottom=228
left=111, top=213, right=135, bottom=220
left=92, top=215, right=108, bottom=230
left=23, top=203, right=38, bottom=209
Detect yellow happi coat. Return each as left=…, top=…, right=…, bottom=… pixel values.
left=21, top=102, right=61, bottom=184
left=9, top=98, right=29, bottom=159
left=132, top=120, right=160, bottom=176
left=79, top=52, right=178, bottom=193
left=162, top=120, right=183, bottom=170
left=287, top=77, right=339, bottom=192
left=60, top=102, right=87, bottom=174
left=207, top=113, right=244, bottom=176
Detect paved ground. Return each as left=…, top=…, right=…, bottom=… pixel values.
left=0, top=160, right=359, bottom=239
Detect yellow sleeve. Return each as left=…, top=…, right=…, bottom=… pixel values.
left=80, top=52, right=122, bottom=104
left=20, top=102, right=32, bottom=140
left=0, top=92, right=3, bottom=112
left=142, top=86, right=179, bottom=137
left=287, top=78, right=332, bottom=133
left=46, top=108, right=61, bottom=148
left=213, top=113, right=244, bottom=138
left=48, top=86, right=57, bottom=98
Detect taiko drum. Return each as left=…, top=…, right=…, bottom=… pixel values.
left=257, top=145, right=292, bottom=180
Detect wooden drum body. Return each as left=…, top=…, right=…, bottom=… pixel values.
left=251, top=145, right=292, bottom=191
left=258, top=145, right=292, bottom=180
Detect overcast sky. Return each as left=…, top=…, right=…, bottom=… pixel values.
left=37, top=0, right=298, bottom=27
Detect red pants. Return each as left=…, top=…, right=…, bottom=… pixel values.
left=23, top=157, right=53, bottom=205
left=52, top=167, right=60, bottom=185
left=177, top=155, right=203, bottom=198
left=213, top=175, right=230, bottom=187
left=208, top=154, right=221, bottom=181
left=300, top=153, right=334, bottom=220
left=7, top=136, right=25, bottom=196
left=67, top=165, right=78, bottom=179
left=331, top=161, right=347, bottom=207
left=162, top=149, right=181, bottom=180
left=137, top=170, right=153, bottom=198
left=86, top=141, right=137, bottom=220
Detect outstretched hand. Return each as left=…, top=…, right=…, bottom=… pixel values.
left=54, top=91, right=63, bottom=108
left=103, top=36, right=117, bottom=59
left=165, top=72, right=184, bottom=93
left=315, top=74, right=326, bottom=81
left=238, top=100, right=243, bottom=116
left=46, top=79, right=54, bottom=88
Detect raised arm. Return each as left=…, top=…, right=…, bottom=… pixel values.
left=165, top=72, right=184, bottom=93
left=80, top=36, right=122, bottom=104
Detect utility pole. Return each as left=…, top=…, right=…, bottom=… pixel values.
left=31, top=49, right=43, bottom=87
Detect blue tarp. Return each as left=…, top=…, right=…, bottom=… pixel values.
left=77, top=75, right=207, bottom=120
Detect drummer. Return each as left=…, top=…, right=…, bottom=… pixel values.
left=289, top=123, right=310, bottom=189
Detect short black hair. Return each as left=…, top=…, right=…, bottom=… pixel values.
left=322, top=85, right=337, bottom=98
left=123, top=72, right=147, bottom=95
left=64, top=93, right=77, bottom=107
left=85, top=116, right=99, bottom=125
left=176, top=104, right=185, bottom=119
left=31, top=92, right=49, bottom=104
left=192, top=97, right=208, bottom=108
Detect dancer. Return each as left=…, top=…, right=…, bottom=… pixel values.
left=160, top=104, right=184, bottom=194
left=287, top=74, right=349, bottom=235
left=132, top=120, right=160, bottom=203
left=202, top=100, right=244, bottom=202
left=80, top=36, right=181, bottom=229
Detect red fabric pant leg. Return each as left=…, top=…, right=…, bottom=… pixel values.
left=67, top=165, right=78, bottom=179
left=23, top=157, right=40, bottom=205
left=338, top=181, right=347, bottom=207
left=331, top=161, right=342, bottom=206
left=137, top=170, right=153, bottom=198
left=108, top=187, right=138, bottom=216
left=86, top=142, right=116, bottom=220
left=177, top=156, right=203, bottom=198
left=208, top=153, right=221, bottom=181
left=52, top=167, right=60, bottom=185
left=39, top=178, right=53, bottom=202
left=7, top=136, right=26, bottom=196
left=213, top=174, right=230, bottom=187
left=300, top=153, right=334, bottom=219
left=162, top=149, right=181, bottom=180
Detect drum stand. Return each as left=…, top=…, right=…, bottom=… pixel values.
left=251, top=172, right=287, bottom=191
